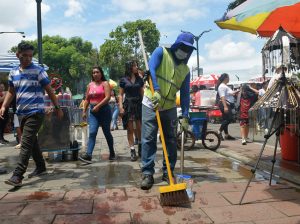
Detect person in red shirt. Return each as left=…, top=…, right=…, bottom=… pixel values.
left=239, top=84, right=258, bottom=145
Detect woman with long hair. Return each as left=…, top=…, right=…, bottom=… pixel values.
left=216, top=73, right=239, bottom=140
left=79, top=65, right=116, bottom=163
left=119, top=60, right=144, bottom=161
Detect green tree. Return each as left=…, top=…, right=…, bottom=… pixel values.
left=99, top=19, right=160, bottom=79
left=10, top=36, right=98, bottom=94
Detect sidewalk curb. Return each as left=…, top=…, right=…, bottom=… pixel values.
left=216, top=147, right=300, bottom=185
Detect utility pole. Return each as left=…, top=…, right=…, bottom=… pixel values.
left=36, top=0, right=43, bottom=65
left=181, top=29, right=212, bottom=77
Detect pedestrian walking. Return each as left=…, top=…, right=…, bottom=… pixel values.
left=140, top=32, right=195, bottom=190
left=239, top=84, right=258, bottom=145
left=79, top=65, right=116, bottom=163
left=118, top=60, right=144, bottom=161
left=0, top=42, right=63, bottom=187
left=216, top=73, right=239, bottom=141
left=109, top=89, right=119, bottom=131
left=0, top=83, right=9, bottom=144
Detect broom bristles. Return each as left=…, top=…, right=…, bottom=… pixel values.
left=160, top=190, right=190, bottom=206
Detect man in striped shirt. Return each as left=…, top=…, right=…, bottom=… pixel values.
left=0, top=42, right=63, bottom=187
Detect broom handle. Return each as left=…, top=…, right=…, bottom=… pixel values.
left=138, top=30, right=174, bottom=186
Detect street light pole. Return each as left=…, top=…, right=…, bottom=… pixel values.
left=181, top=29, right=212, bottom=77
left=36, top=0, right=43, bottom=65
left=0, top=32, right=26, bottom=38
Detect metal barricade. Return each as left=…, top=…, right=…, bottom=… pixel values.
left=70, top=108, right=88, bottom=147
left=38, top=106, right=80, bottom=161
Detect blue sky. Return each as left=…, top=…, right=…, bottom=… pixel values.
left=0, top=0, right=267, bottom=81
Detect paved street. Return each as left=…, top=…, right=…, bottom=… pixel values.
left=0, top=122, right=299, bottom=224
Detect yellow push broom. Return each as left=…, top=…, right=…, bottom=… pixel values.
left=138, top=30, right=190, bottom=206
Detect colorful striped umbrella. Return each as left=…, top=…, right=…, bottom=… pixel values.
left=215, top=0, right=300, bottom=37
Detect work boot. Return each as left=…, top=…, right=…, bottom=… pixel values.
left=140, top=174, right=154, bottom=190
left=5, top=175, right=23, bottom=187
left=28, top=167, right=47, bottom=178
left=130, top=149, right=137, bottom=161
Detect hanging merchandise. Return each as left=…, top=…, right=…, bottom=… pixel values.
left=240, top=27, right=300, bottom=205
left=249, top=28, right=300, bottom=163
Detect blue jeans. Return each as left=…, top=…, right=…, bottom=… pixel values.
left=87, top=104, right=115, bottom=157
left=110, top=104, right=119, bottom=129
left=141, top=105, right=177, bottom=176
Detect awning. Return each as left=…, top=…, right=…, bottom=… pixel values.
left=0, top=53, right=49, bottom=72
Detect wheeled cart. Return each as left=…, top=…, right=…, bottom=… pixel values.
left=38, top=106, right=81, bottom=161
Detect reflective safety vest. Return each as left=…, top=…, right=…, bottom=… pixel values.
left=144, top=47, right=189, bottom=110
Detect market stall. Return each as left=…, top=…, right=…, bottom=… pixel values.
left=251, top=27, right=300, bottom=162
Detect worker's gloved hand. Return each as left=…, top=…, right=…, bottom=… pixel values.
left=181, top=117, right=189, bottom=132
left=151, top=91, right=161, bottom=109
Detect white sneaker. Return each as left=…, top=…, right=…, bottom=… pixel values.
left=15, top=144, right=21, bottom=149
left=242, top=139, right=247, bottom=145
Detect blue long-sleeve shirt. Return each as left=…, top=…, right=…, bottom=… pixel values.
left=148, top=47, right=190, bottom=117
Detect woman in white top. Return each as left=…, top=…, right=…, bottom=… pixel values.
left=216, top=73, right=239, bottom=140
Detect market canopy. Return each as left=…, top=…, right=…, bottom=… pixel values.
left=190, top=74, right=220, bottom=87
left=0, top=53, right=49, bottom=72
left=215, top=0, right=300, bottom=37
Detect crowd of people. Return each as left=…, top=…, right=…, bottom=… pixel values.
left=0, top=33, right=270, bottom=189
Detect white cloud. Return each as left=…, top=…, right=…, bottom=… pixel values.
left=110, top=0, right=206, bottom=25
left=243, top=32, right=260, bottom=41
left=0, top=0, right=50, bottom=53
left=188, top=54, right=206, bottom=69
left=188, top=35, right=262, bottom=79
left=205, top=34, right=256, bottom=61
left=41, top=2, right=51, bottom=16
left=0, top=0, right=50, bottom=30
left=111, top=0, right=147, bottom=12
left=64, top=0, right=84, bottom=17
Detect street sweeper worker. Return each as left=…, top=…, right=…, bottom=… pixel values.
left=140, top=32, right=196, bottom=190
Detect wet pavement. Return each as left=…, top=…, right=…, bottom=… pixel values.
left=0, top=123, right=299, bottom=223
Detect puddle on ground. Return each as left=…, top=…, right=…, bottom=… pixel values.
left=181, top=156, right=269, bottom=182
left=76, top=164, right=139, bottom=188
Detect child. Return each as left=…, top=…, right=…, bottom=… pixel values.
left=239, top=84, right=258, bottom=145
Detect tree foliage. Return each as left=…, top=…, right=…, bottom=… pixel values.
left=99, top=19, right=160, bottom=79
left=9, top=19, right=160, bottom=92
left=10, top=36, right=97, bottom=93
